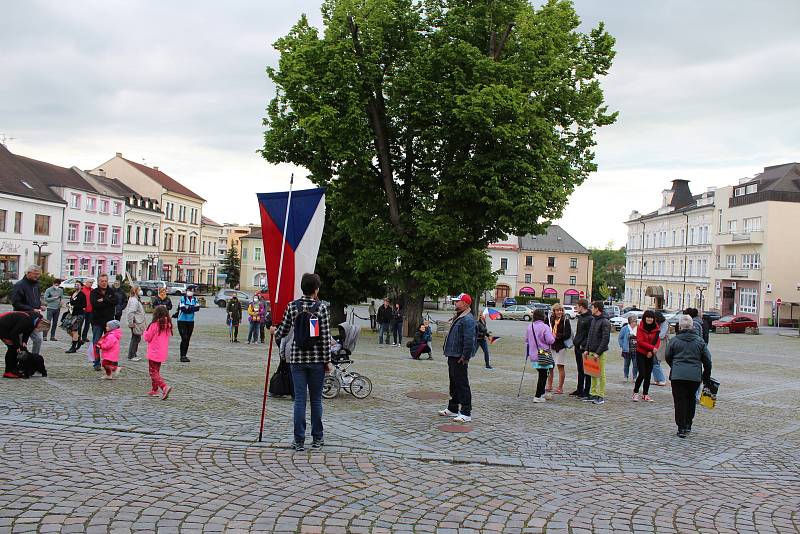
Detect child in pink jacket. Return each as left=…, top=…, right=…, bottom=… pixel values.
left=143, top=305, right=173, bottom=400
left=96, top=320, right=122, bottom=379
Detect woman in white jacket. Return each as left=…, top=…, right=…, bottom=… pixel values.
left=124, top=285, right=147, bottom=361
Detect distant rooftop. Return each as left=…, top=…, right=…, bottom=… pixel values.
left=518, top=225, right=588, bottom=254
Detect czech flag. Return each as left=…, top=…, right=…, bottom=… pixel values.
left=309, top=316, right=320, bottom=337
left=257, top=187, right=326, bottom=322
left=483, top=308, right=502, bottom=320
left=488, top=336, right=501, bottom=345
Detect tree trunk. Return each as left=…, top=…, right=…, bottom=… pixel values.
left=329, top=302, right=347, bottom=329
left=404, top=294, right=425, bottom=338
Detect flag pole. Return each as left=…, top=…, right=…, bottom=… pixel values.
left=258, top=173, right=294, bottom=443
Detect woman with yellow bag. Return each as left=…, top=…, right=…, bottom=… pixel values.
left=666, top=315, right=713, bottom=438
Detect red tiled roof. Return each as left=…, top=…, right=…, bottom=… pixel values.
left=201, top=215, right=221, bottom=226
left=122, top=157, right=205, bottom=201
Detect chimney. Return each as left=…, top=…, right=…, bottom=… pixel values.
left=96, top=169, right=106, bottom=177
left=153, top=166, right=159, bottom=171
left=115, top=152, right=122, bottom=157
left=668, top=179, right=693, bottom=209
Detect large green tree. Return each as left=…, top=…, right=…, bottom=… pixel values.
left=590, top=245, right=626, bottom=301
left=220, top=245, right=241, bottom=289
left=262, top=0, right=617, bottom=333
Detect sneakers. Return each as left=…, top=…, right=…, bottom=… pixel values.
left=129, top=357, right=141, bottom=362
left=485, top=365, right=493, bottom=369
left=99, top=374, right=110, bottom=380
left=65, top=346, right=77, bottom=354
left=642, top=394, right=654, bottom=402
left=631, top=393, right=640, bottom=402
left=161, top=385, right=173, bottom=400
left=2, top=372, right=21, bottom=379
left=581, top=395, right=596, bottom=402
left=50, top=336, right=57, bottom=341
left=180, top=357, right=191, bottom=363
left=568, top=390, right=581, bottom=397
left=453, top=414, right=472, bottom=423
left=438, top=409, right=458, bottom=417
left=592, top=397, right=605, bottom=405
left=147, top=389, right=160, bottom=397
left=291, top=441, right=305, bottom=451
left=533, top=396, right=546, bottom=403
left=311, top=439, right=324, bottom=450
left=676, top=429, right=687, bottom=438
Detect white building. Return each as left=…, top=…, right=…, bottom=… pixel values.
left=200, top=216, right=224, bottom=287
left=0, top=145, right=66, bottom=280
left=486, top=236, right=519, bottom=302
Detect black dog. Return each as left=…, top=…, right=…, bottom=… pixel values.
left=18, top=351, right=47, bottom=378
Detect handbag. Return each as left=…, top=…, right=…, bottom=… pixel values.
left=563, top=337, right=574, bottom=349
left=530, top=325, right=554, bottom=369
left=583, top=352, right=601, bottom=377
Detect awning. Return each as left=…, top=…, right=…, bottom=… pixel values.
left=519, top=286, right=535, bottom=295
left=543, top=288, right=558, bottom=296
left=564, top=289, right=579, bottom=296
left=645, top=286, right=664, bottom=297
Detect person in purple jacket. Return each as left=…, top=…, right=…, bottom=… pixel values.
left=526, top=309, right=556, bottom=403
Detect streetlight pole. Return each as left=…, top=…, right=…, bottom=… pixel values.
left=697, top=286, right=707, bottom=313
left=31, top=241, right=48, bottom=270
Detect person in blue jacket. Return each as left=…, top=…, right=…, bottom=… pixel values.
left=177, top=287, right=200, bottom=362
left=617, top=315, right=639, bottom=382
left=438, top=293, right=476, bottom=424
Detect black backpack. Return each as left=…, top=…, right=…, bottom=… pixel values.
left=292, top=300, right=322, bottom=350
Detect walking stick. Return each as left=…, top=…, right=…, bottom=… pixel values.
left=258, top=174, right=293, bottom=442
left=517, top=343, right=529, bottom=397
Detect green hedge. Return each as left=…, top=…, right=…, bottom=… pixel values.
left=514, top=295, right=560, bottom=305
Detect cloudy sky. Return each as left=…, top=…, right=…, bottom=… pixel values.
left=2, top=1, right=798, bottom=248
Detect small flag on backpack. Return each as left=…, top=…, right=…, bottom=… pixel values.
left=309, top=316, right=320, bottom=337
left=488, top=336, right=500, bottom=344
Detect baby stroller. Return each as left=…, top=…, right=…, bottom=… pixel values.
left=323, top=323, right=373, bottom=399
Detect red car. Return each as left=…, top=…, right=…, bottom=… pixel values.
left=712, top=314, right=758, bottom=333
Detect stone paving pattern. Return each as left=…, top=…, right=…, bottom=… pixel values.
left=1, top=312, right=799, bottom=532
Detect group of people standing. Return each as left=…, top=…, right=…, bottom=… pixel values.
left=370, top=299, right=404, bottom=346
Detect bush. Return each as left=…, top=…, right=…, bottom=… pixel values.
left=515, top=295, right=560, bottom=305
left=38, top=272, right=58, bottom=293
left=0, top=280, right=12, bottom=302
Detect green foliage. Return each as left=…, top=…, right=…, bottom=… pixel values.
left=590, top=246, right=625, bottom=301
left=0, top=280, right=11, bottom=300
left=221, top=245, right=241, bottom=288
left=515, top=295, right=559, bottom=305
left=263, top=0, right=617, bottom=324
left=38, top=273, right=57, bottom=294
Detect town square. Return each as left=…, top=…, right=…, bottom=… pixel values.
left=2, top=0, right=800, bottom=533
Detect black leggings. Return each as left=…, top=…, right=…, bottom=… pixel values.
left=634, top=353, right=654, bottom=395
left=178, top=321, right=194, bottom=358
left=4, top=345, right=17, bottom=374
left=535, top=369, right=548, bottom=398
left=672, top=379, right=700, bottom=430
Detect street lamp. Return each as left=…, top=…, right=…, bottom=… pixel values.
left=32, top=241, right=48, bottom=270
left=697, top=286, right=707, bottom=312
left=147, top=252, right=159, bottom=280
left=539, top=281, right=547, bottom=300
left=608, top=285, right=617, bottom=303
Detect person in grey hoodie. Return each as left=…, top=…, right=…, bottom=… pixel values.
left=666, top=315, right=712, bottom=438
left=43, top=278, right=64, bottom=341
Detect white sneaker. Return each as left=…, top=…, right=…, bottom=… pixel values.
left=533, top=396, right=546, bottom=403
left=453, top=414, right=472, bottom=423
left=438, top=409, right=458, bottom=417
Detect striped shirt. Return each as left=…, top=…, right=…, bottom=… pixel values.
left=274, top=297, right=332, bottom=365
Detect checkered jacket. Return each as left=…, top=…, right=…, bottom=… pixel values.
left=274, top=297, right=332, bottom=365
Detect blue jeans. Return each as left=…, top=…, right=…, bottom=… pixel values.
left=290, top=363, right=325, bottom=443
left=378, top=322, right=390, bottom=344
left=622, top=352, right=638, bottom=379
left=652, top=355, right=666, bottom=383
left=92, top=324, right=104, bottom=369
left=247, top=321, right=259, bottom=343
left=474, top=338, right=490, bottom=367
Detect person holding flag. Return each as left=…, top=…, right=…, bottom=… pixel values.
left=475, top=314, right=493, bottom=369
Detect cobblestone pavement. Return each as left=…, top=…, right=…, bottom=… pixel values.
left=1, top=317, right=798, bottom=533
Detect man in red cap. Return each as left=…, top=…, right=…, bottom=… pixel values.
left=438, top=293, right=476, bottom=423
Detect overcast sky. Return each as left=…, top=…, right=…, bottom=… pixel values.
left=2, top=1, right=798, bottom=248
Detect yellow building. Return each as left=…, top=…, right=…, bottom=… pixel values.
left=239, top=227, right=267, bottom=292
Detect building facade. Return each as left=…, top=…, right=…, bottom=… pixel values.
left=0, top=145, right=66, bottom=280
left=624, top=180, right=715, bottom=311
left=92, top=153, right=205, bottom=283
left=239, top=228, right=266, bottom=291
left=487, top=236, right=519, bottom=301
left=200, top=216, right=224, bottom=287
left=517, top=226, right=593, bottom=305
left=709, top=163, right=800, bottom=325
left=220, top=223, right=259, bottom=258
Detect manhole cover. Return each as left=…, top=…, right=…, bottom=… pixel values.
left=438, top=424, right=473, bottom=433
left=406, top=390, right=449, bottom=400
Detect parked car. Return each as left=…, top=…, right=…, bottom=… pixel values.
left=562, top=305, right=576, bottom=319
left=611, top=310, right=644, bottom=331
left=255, top=287, right=270, bottom=301
left=499, top=305, right=531, bottom=321
left=703, top=311, right=721, bottom=332
left=485, top=299, right=497, bottom=308
left=61, top=276, right=94, bottom=288
left=604, top=305, right=621, bottom=318
left=166, top=282, right=195, bottom=296
left=712, top=315, right=758, bottom=333
left=502, top=297, right=517, bottom=307
left=214, top=289, right=252, bottom=308
left=138, top=280, right=167, bottom=296
left=622, top=306, right=642, bottom=314
left=525, top=302, right=552, bottom=318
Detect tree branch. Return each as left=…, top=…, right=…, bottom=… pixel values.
left=492, top=23, right=514, bottom=60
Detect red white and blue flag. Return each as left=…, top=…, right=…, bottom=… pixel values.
left=483, top=308, right=502, bottom=320
left=257, top=187, right=326, bottom=322
left=309, top=316, right=320, bottom=337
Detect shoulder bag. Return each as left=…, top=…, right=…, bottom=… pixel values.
left=531, top=325, right=554, bottom=369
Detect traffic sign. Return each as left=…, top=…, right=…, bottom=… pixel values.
left=776, top=298, right=782, bottom=306
left=579, top=290, right=585, bottom=297
left=177, top=258, right=184, bottom=265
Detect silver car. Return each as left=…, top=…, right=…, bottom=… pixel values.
left=499, top=305, right=532, bottom=321
left=214, top=289, right=251, bottom=308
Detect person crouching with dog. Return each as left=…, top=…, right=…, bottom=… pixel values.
left=96, top=320, right=123, bottom=380
left=1, top=311, right=50, bottom=379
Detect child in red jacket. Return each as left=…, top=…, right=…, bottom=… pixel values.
left=96, top=320, right=122, bottom=379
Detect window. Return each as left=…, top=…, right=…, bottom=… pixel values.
left=177, top=235, right=186, bottom=252
left=570, top=258, right=578, bottom=269
left=745, top=184, right=758, bottom=194
left=726, top=255, right=736, bottom=269
left=152, top=229, right=158, bottom=247
left=254, top=247, right=262, bottom=261
left=164, top=202, right=173, bottom=220
left=86, top=197, right=97, bottom=211
left=569, top=276, right=577, bottom=285
left=100, top=199, right=110, bottom=213
left=672, top=230, right=676, bottom=247
left=68, top=222, right=79, bottom=242
left=164, top=233, right=173, bottom=251
left=189, top=236, right=197, bottom=253
left=80, top=258, right=90, bottom=274
left=680, top=229, right=685, bottom=245
left=525, top=255, right=532, bottom=266
left=66, top=258, right=76, bottom=276
left=547, top=274, right=554, bottom=284
left=113, top=202, right=122, bottom=216
left=70, top=193, right=81, bottom=209
left=0, top=209, right=5, bottom=232
left=97, top=226, right=108, bottom=244
left=524, top=273, right=531, bottom=283
left=643, top=261, right=648, bottom=275
left=688, top=260, right=693, bottom=276
left=671, top=260, right=675, bottom=276
left=727, top=220, right=737, bottom=233
left=135, top=226, right=141, bottom=245
left=689, top=228, right=694, bottom=245
left=547, top=257, right=555, bottom=268
left=178, top=206, right=186, bottom=222
left=739, top=288, right=758, bottom=314
left=111, top=227, right=121, bottom=246
left=734, top=187, right=745, bottom=197
left=84, top=224, right=94, bottom=243
left=500, top=258, right=508, bottom=271
left=242, top=247, right=248, bottom=260
left=14, top=212, right=22, bottom=233
left=743, top=217, right=761, bottom=232
left=742, top=254, right=761, bottom=269
left=109, top=260, right=118, bottom=277
left=144, top=227, right=150, bottom=246
left=190, top=208, right=197, bottom=225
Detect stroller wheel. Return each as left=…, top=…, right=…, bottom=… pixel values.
left=349, top=375, right=372, bottom=399
left=322, top=375, right=341, bottom=399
